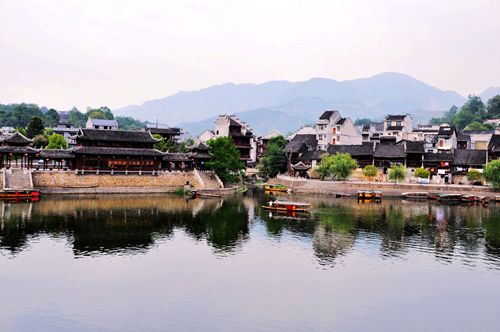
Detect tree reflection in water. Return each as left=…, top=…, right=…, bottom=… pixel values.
left=0, top=195, right=500, bottom=269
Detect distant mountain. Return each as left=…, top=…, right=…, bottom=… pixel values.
left=480, top=87, right=500, bottom=102
left=115, top=72, right=466, bottom=136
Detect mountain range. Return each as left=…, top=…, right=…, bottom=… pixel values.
left=115, top=72, right=496, bottom=136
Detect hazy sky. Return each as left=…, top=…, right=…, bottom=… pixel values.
left=1, top=0, right=499, bottom=111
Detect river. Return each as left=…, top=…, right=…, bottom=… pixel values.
left=1, top=192, right=499, bottom=331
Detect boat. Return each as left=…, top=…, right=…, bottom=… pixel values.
left=402, top=192, right=429, bottom=200
left=461, top=194, right=475, bottom=203
left=263, top=184, right=289, bottom=192
left=476, top=196, right=489, bottom=205
left=373, top=191, right=382, bottom=200
left=428, top=193, right=441, bottom=200
left=0, top=190, right=40, bottom=200
left=335, top=192, right=351, bottom=198
left=437, top=193, right=463, bottom=203
left=357, top=190, right=382, bottom=201
left=267, top=210, right=311, bottom=220
left=262, top=200, right=311, bottom=212
left=357, top=191, right=365, bottom=199
left=496, top=195, right=500, bottom=203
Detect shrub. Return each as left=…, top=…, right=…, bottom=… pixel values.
left=414, top=167, right=430, bottom=179
left=467, top=169, right=482, bottom=184
left=388, top=164, right=406, bottom=183
left=484, top=160, right=500, bottom=189
left=362, top=165, right=377, bottom=181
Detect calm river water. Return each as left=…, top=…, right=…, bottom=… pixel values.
left=1, top=192, right=500, bottom=332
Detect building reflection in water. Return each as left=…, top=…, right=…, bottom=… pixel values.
left=0, top=194, right=499, bottom=269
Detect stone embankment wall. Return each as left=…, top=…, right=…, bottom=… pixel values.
left=32, top=171, right=200, bottom=189
left=270, top=175, right=495, bottom=197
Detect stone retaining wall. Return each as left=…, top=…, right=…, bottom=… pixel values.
left=270, top=175, right=495, bottom=197
left=33, top=171, right=201, bottom=189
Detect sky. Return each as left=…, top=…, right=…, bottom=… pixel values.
left=1, top=0, right=499, bottom=112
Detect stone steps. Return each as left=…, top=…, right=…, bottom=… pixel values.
left=4, top=168, right=33, bottom=190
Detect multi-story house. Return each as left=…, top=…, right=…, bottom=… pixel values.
left=436, top=124, right=457, bottom=152
left=256, top=130, right=282, bottom=161
left=315, top=110, right=362, bottom=150
left=86, top=118, right=118, bottom=130
left=361, top=122, right=384, bottom=142
left=52, top=119, right=79, bottom=147
left=382, top=114, right=413, bottom=141
left=213, top=115, right=256, bottom=164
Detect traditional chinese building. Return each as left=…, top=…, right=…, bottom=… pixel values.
left=72, top=129, right=163, bottom=171
left=0, top=132, right=39, bottom=169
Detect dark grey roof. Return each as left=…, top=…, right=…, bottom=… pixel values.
left=372, top=122, right=384, bottom=132
left=328, top=143, right=374, bottom=156
left=405, top=141, right=425, bottom=153
left=457, top=131, right=470, bottom=142
left=298, top=150, right=325, bottom=162
left=39, top=149, right=74, bottom=159
left=163, top=153, right=192, bottom=162
left=453, top=150, right=487, bottom=166
left=374, top=144, right=405, bottom=158
left=386, top=126, right=404, bottom=131
left=285, top=134, right=317, bottom=153
left=319, top=111, right=335, bottom=120
left=76, top=129, right=159, bottom=143
left=191, top=142, right=209, bottom=151
left=72, top=146, right=164, bottom=156
left=336, top=117, right=346, bottom=125
left=438, top=125, right=456, bottom=136
left=0, top=146, right=39, bottom=154
left=147, top=127, right=181, bottom=135
left=463, top=130, right=496, bottom=135
left=424, top=152, right=454, bottom=162
left=386, top=115, right=407, bottom=121
left=488, top=134, right=500, bottom=152
left=3, top=132, right=32, bottom=145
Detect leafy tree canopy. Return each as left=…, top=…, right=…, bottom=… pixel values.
left=258, top=135, right=287, bottom=178
left=362, top=165, right=378, bottom=180
left=43, top=109, right=60, bottom=127
left=315, top=153, right=358, bottom=181
left=116, top=116, right=145, bottom=130
left=414, top=167, right=430, bottom=179
left=464, top=121, right=494, bottom=131
left=484, top=160, right=500, bottom=190
left=206, top=137, right=244, bottom=183
left=27, top=116, right=45, bottom=138
left=388, top=164, right=406, bottom=183
left=153, top=134, right=176, bottom=152
left=354, top=118, right=372, bottom=127
left=33, top=134, right=48, bottom=148
left=45, top=133, right=68, bottom=150
left=487, top=95, right=500, bottom=119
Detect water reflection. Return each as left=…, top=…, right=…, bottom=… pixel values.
left=1, top=194, right=500, bottom=269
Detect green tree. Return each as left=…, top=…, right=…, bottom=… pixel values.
left=43, top=109, right=60, bottom=127
left=33, top=134, right=48, bottom=148
left=86, top=106, right=114, bottom=120
left=258, top=135, right=288, bottom=178
left=414, top=167, right=430, bottom=179
left=178, top=138, right=195, bottom=153
left=362, top=165, right=378, bottom=182
left=12, top=103, right=43, bottom=128
left=464, top=121, right=494, bottom=131
left=484, top=160, right=500, bottom=189
left=331, top=153, right=358, bottom=180
left=315, top=153, right=335, bottom=180
left=116, top=116, right=145, bottom=130
left=27, top=116, right=45, bottom=138
left=388, top=164, right=406, bottom=183
left=45, top=133, right=68, bottom=149
left=354, top=118, right=372, bottom=127
left=68, top=107, right=86, bottom=127
left=153, top=134, right=176, bottom=152
left=206, top=137, right=244, bottom=183
left=15, top=127, right=28, bottom=137
left=44, top=128, right=53, bottom=137
left=487, top=95, right=500, bottom=118
left=467, top=169, right=482, bottom=184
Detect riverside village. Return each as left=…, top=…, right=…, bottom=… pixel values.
left=0, top=99, right=499, bottom=204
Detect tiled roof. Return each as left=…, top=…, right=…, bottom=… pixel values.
left=438, top=125, right=456, bottom=136
left=39, top=149, right=74, bottom=159
left=292, top=161, right=311, bottom=170
left=87, top=119, right=118, bottom=127
left=3, top=132, right=32, bottom=145
left=453, top=150, right=487, bottom=166
left=488, top=134, right=500, bottom=152
left=424, top=152, right=454, bottom=162
left=405, top=141, right=425, bottom=153
left=75, top=129, right=159, bottom=143
left=328, top=142, right=374, bottom=156
left=298, top=150, right=325, bottom=162
left=374, top=144, right=405, bottom=158
left=457, top=131, right=470, bottom=142
left=285, top=134, right=317, bottom=153
left=163, top=153, right=192, bottom=162
left=0, top=146, right=39, bottom=154
left=386, top=115, right=407, bottom=121
left=319, top=111, right=335, bottom=120
left=336, top=117, right=346, bottom=125
left=147, top=127, right=181, bottom=135
left=190, top=142, right=209, bottom=151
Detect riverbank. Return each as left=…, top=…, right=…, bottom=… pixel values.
left=40, top=186, right=239, bottom=195
left=269, top=175, right=496, bottom=198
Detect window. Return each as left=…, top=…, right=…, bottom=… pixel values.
left=396, top=121, right=401, bottom=127
left=337, top=126, right=341, bottom=131
left=337, top=135, right=340, bottom=142
left=439, top=140, right=444, bottom=147
left=332, top=138, right=336, bottom=145
left=94, top=125, right=99, bottom=129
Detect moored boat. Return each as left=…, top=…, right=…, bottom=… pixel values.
left=263, top=184, right=289, bottom=192
left=402, top=192, right=429, bottom=200
left=461, top=194, right=475, bottom=203
left=263, top=200, right=311, bottom=212
left=437, top=193, right=463, bottom=203
left=0, top=190, right=40, bottom=200
left=496, top=195, right=500, bottom=203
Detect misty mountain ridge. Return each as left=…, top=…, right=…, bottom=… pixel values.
left=115, top=72, right=496, bottom=136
